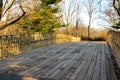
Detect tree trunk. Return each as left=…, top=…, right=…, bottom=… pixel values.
left=0, top=0, right=3, bottom=19
left=88, top=25, right=90, bottom=40
left=76, top=20, right=78, bottom=37
left=88, top=16, right=91, bottom=40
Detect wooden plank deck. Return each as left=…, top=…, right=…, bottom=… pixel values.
left=0, top=42, right=118, bottom=80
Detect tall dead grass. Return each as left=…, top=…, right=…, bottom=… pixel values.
left=56, top=26, right=108, bottom=41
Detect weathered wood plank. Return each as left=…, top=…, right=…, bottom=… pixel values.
left=75, top=43, right=98, bottom=80
left=40, top=47, right=80, bottom=79
left=33, top=46, right=75, bottom=77
left=0, top=43, right=72, bottom=74
left=69, top=43, right=97, bottom=80
left=0, top=42, right=118, bottom=80
left=105, top=44, right=118, bottom=80
left=83, top=44, right=99, bottom=80
left=18, top=44, right=80, bottom=76
left=100, top=44, right=107, bottom=80
left=53, top=43, right=90, bottom=80
left=48, top=54, right=78, bottom=79
left=92, top=44, right=102, bottom=80
left=68, top=45, right=92, bottom=80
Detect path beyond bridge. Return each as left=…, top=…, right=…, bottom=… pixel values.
left=0, top=42, right=118, bottom=80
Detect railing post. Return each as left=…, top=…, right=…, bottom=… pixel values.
left=0, top=36, right=3, bottom=59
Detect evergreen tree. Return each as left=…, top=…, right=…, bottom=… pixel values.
left=19, top=0, right=63, bottom=33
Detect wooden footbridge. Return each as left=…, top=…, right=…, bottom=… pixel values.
left=0, top=41, right=119, bottom=80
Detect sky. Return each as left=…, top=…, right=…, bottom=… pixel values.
left=61, top=0, right=110, bottom=29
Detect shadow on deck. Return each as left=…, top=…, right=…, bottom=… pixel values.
left=0, top=42, right=119, bottom=80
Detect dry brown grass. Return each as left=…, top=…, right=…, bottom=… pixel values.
left=0, top=24, right=23, bottom=35
left=56, top=26, right=108, bottom=41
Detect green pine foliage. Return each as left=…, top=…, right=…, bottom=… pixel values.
left=112, top=21, right=120, bottom=29
left=41, top=0, right=61, bottom=6
left=19, top=0, right=64, bottom=33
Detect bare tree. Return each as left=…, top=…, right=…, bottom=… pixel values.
left=97, top=0, right=120, bottom=28
left=113, top=0, right=120, bottom=17
left=60, top=0, right=81, bottom=25
left=83, top=0, right=96, bottom=40
left=75, top=5, right=81, bottom=37
left=59, top=0, right=81, bottom=35
left=100, top=8, right=119, bottom=26
left=83, top=0, right=103, bottom=40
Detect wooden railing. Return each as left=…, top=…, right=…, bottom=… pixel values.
left=107, top=30, right=120, bottom=59
left=0, top=33, right=81, bottom=59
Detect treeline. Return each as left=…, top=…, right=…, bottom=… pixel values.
left=56, top=26, right=107, bottom=41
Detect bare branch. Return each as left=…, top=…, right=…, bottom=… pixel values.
left=0, top=5, right=26, bottom=30
left=113, top=0, right=120, bottom=17
left=60, top=0, right=80, bottom=25
left=2, top=0, right=16, bottom=18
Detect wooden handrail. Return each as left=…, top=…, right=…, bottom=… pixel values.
left=107, top=30, right=120, bottom=59
left=0, top=32, right=81, bottom=59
